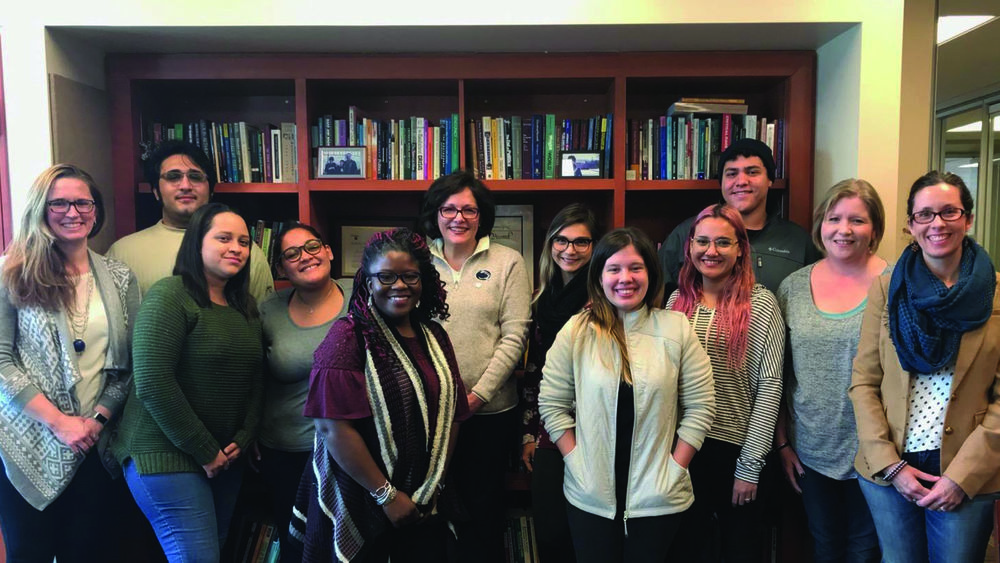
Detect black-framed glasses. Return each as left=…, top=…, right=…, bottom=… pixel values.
left=160, top=170, right=208, bottom=184
left=46, top=199, right=96, bottom=214
left=281, top=239, right=324, bottom=262
left=691, top=237, right=737, bottom=250
left=552, top=236, right=593, bottom=252
left=909, top=208, right=968, bottom=224
left=371, top=271, right=421, bottom=286
left=439, top=206, right=479, bottom=220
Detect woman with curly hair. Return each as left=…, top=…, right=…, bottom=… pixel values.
left=291, top=228, right=470, bottom=563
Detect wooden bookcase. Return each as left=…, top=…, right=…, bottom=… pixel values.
left=108, top=52, right=815, bottom=279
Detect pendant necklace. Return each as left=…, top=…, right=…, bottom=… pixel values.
left=68, top=273, right=94, bottom=354
left=296, top=281, right=334, bottom=315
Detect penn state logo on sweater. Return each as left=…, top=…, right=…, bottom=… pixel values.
left=476, top=270, right=491, bottom=280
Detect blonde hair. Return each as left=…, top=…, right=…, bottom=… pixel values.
left=1, top=164, right=104, bottom=310
left=811, top=178, right=885, bottom=254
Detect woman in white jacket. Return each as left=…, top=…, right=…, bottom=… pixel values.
left=538, top=227, right=715, bottom=563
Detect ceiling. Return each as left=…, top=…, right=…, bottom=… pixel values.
left=936, top=0, right=1000, bottom=109
left=52, top=23, right=855, bottom=55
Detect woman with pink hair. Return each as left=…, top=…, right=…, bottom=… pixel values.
left=667, top=203, right=785, bottom=562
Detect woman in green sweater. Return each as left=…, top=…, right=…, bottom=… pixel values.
left=112, top=202, right=263, bottom=563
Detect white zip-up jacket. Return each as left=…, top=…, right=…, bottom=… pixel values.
left=539, top=307, right=715, bottom=519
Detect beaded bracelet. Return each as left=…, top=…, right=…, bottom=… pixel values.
left=883, top=460, right=909, bottom=482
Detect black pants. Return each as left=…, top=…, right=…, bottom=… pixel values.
left=531, top=447, right=576, bottom=563
left=669, top=438, right=765, bottom=563
left=354, top=515, right=452, bottom=563
left=0, top=451, right=126, bottom=563
left=566, top=503, right=681, bottom=563
left=451, top=409, right=517, bottom=563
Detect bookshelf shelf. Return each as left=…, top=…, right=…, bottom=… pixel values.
left=214, top=183, right=299, bottom=194
left=626, top=178, right=788, bottom=191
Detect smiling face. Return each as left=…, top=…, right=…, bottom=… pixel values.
left=46, top=177, right=97, bottom=245
left=820, top=196, right=875, bottom=263
left=157, top=154, right=211, bottom=228
left=690, top=217, right=742, bottom=285
left=436, top=188, right=480, bottom=249
left=201, top=212, right=251, bottom=286
left=908, top=182, right=972, bottom=265
left=601, top=244, right=649, bottom=313
left=721, top=155, right=771, bottom=219
left=278, top=228, right=333, bottom=289
left=550, top=223, right=594, bottom=279
left=368, top=250, right=423, bottom=327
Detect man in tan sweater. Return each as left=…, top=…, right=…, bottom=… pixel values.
left=108, top=140, right=273, bottom=301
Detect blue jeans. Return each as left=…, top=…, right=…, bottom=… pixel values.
left=858, top=449, right=995, bottom=563
left=124, top=459, right=245, bottom=563
left=798, top=464, right=879, bottom=563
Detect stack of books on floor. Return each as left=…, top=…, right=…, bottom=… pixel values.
left=468, top=114, right=613, bottom=180
left=232, top=520, right=280, bottom=563
left=311, top=107, right=460, bottom=180
left=627, top=98, right=783, bottom=181
left=140, top=120, right=298, bottom=184
left=504, top=511, right=540, bottom=563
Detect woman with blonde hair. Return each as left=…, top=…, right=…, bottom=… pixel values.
left=0, top=164, right=140, bottom=562
left=775, top=179, right=887, bottom=562
left=539, top=227, right=715, bottom=563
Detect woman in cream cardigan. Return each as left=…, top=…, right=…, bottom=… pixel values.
left=849, top=170, right=1000, bottom=563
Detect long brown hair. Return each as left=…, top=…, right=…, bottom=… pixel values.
left=1, top=164, right=105, bottom=310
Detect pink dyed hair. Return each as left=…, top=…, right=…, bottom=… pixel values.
left=670, top=204, right=755, bottom=371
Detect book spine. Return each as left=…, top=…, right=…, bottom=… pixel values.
left=521, top=120, right=532, bottom=179
left=280, top=123, right=296, bottom=182
left=482, top=117, right=493, bottom=180
left=450, top=113, right=460, bottom=173
left=348, top=106, right=357, bottom=146
left=467, top=120, right=480, bottom=178
left=775, top=118, right=784, bottom=179
left=543, top=114, right=556, bottom=180
left=504, top=117, right=514, bottom=180
left=628, top=119, right=639, bottom=177
left=511, top=116, right=521, bottom=180
left=601, top=115, right=610, bottom=179
left=531, top=115, right=543, bottom=179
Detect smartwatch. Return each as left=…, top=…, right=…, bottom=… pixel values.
left=92, top=411, right=109, bottom=425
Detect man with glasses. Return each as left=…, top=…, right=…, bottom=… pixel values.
left=657, top=138, right=820, bottom=294
left=107, top=140, right=274, bottom=300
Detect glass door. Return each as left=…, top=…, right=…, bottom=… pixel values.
left=984, top=108, right=1000, bottom=260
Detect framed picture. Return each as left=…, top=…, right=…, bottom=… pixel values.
left=317, top=146, right=366, bottom=179
left=340, top=225, right=397, bottom=277
left=559, top=151, right=602, bottom=178
left=492, top=205, right=534, bottom=287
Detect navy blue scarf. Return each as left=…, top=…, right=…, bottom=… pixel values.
left=888, top=237, right=996, bottom=373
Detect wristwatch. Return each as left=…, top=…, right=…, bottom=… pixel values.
left=92, top=411, right=109, bottom=425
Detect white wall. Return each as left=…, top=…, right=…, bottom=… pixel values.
left=1, top=0, right=931, bottom=257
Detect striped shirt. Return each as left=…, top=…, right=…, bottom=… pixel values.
left=667, top=284, right=785, bottom=483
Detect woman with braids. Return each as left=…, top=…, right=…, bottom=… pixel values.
left=0, top=164, right=140, bottom=562
left=666, top=203, right=785, bottom=563
left=538, top=227, right=715, bottom=563
left=290, top=228, right=470, bottom=563
left=850, top=171, right=1000, bottom=563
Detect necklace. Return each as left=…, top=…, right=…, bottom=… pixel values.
left=295, top=281, right=335, bottom=315
left=68, top=272, right=94, bottom=354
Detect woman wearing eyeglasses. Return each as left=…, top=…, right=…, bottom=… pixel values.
left=519, top=203, right=599, bottom=563
left=0, top=165, right=140, bottom=562
left=849, top=171, right=1000, bottom=563
left=290, top=228, right=469, bottom=562
left=417, top=171, right=531, bottom=562
left=666, top=203, right=785, bottom=563
left=255, top=223, right=349, bottom=561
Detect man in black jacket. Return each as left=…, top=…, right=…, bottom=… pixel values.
left=657, top=137, right=821, bottom=294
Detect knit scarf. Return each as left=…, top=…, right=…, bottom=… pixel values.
left=888, top=237, right=996, bottom=374
left=304, top=311, right=456, bottom=563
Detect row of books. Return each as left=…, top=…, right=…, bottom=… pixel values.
left=250, top=220, right=287, bottom=277
left=468, top=114, right=614, bottom=180
left=233, top=520, right=280, bottom=563
left=627, top=100, right=784, bottom=181
left=504, top=513, right=540, bottom=563
left=141, top=120, right=299, bottom=184
left=309, top=108, right=461, bottom=180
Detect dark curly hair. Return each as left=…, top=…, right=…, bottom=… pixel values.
left=349, top=228, right=449, bottom=326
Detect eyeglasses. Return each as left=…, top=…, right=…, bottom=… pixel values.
left=46, top=199, right=96, bottom=214
left=439, top=206, right=479, bottom=220
left=281, top=239, right=325, bottom=262
left=691, top=237, right=737, bottom=250
left=552, top=236, right=593, bottom=252
left=160, top=170, right=208, bottom=184
left=909, top=208, right=968, bottom=224
left=371, top=271, right=422, bottom=286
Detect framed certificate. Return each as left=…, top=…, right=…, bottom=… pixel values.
left=340, top=225, right=396, bottom=278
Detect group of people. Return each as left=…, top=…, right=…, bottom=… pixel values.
left=0, top=135, right=997, bottom=563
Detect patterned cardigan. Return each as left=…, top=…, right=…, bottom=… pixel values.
left=0, top=251, right=140, bottom=510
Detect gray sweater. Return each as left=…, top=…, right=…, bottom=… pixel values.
left=430, top=237, right=531, bottom=414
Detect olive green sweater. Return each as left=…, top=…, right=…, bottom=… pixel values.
left=112, top=276, right=263, bottom=474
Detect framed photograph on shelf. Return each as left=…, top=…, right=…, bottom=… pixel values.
left=559, top=151, right=602, bottom=178
left=317, top=147, right=366, bottom=179
left=492, top=205, right=534, bottom=287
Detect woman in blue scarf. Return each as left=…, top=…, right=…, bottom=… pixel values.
left=849, top=171, right=1000, bottom=563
